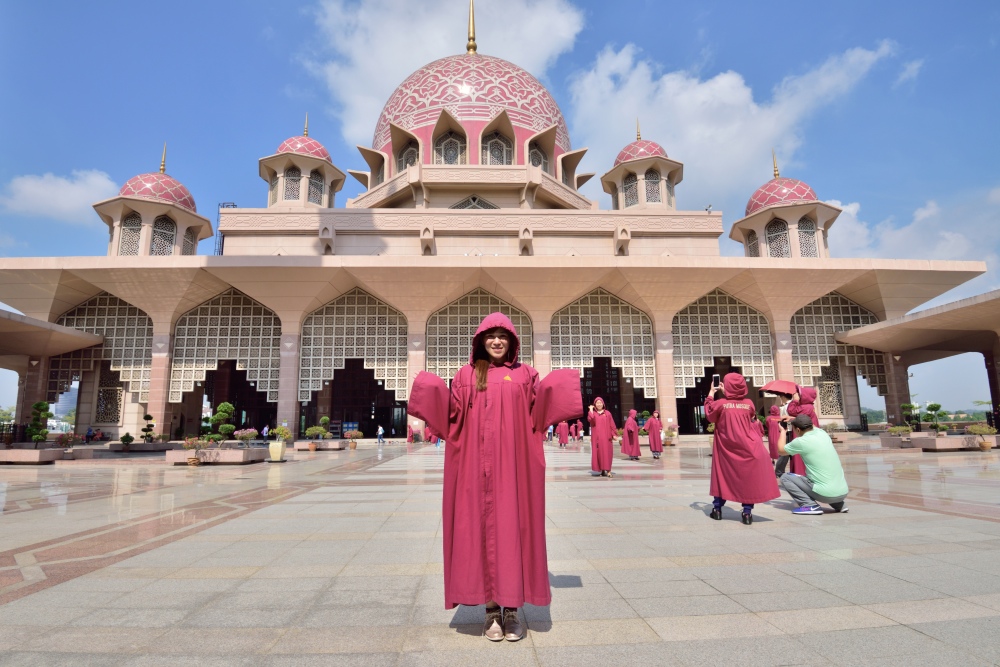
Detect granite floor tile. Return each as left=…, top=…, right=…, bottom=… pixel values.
left=645, top=612, right=784, bottom=642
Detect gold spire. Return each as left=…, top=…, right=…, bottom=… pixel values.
left=772, top=149, right=780, bottom=179
left=636, top=118, right=642, bottom=141
left=466, top=0, right=477, bottom=54
left=159, top=143, right=167, bottom=174
left=304, top=112, right=309, bottom=137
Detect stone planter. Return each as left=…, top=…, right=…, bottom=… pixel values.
left=879, top=434, right=908, bottom=449
left=187, top=455, right=200, bottom=466
left=349, top=440, right=358, bottom=450
left=269, top=440, right=287, bottom=462
left=975, top=434, right=996, bottom=451
left=308, top=442, right=317, bottom=452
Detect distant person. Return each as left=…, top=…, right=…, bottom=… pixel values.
left=781, top=387, right=817, bottom=476
left=85, top=427, right=94, bottom=444
left=94, top=429, right=104, bottom=441
left=556, top=420, right=569, bottom=447
left=547, top=424, right=554, bottom=442
left=377, top=424, right=385, bottom=444
left=407, top=423, right=414, bottom=443
left=575, top=419, right=584, bottom=442
left=261, top=425, right=269, bottom=439
left=622, top=409, right=640, bottom=460
left=588, top=398, right=617, bottom=477
left=778, top=414, right=849, bottom=515
left=646, top=410, right=663, bottom=459
left=705, top=373, right=779, bottom=525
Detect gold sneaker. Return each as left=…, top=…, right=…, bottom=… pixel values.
left=483, top=607, right=503, bottom=642
left=503, top=607, right=523, bottom=641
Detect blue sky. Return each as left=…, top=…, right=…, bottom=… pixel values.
left=1, top=1, right=998, bottom=411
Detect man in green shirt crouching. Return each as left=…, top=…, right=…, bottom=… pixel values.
left=777, top=414, right=849, bottom=515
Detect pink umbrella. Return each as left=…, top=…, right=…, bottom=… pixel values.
left=761, top=380, right=798, bottom=396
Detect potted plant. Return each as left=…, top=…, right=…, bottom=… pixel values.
left=119, top=432, right=135, bottom=453
left=663, top=427, right=677, bottom=446
left=141, top=414, right=155, bottom=443
left=881, top=425, right=912, bottom=449
left=25, top=401, right=53, bottom=449
left=344, top=429, right=363, bottom=450
left=54, top=432, right=79, bottom=448
left=234, top=428, right=258, bottom=447
left=183, top=436, right=207, bottom=466
left=270, top=426, right=292, bottom=461
left=210, top=402, right=236, bottom=445
left=319, top=416, right=331, bottom=432
left=967, top=424, right=997, bottom=451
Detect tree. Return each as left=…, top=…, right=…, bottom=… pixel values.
left=25, top=401, right=53, bottom=445
left=65, top=408, right=76, bottom=425
left=0, top=405, right=14, bottom=423
left=211, top=402, right=236, bottom=440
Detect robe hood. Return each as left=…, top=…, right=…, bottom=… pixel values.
left=723, top=373, right=748, bottom=400
left=470, top=312, right=520, bottom=364
left=769, top=405, right=780, bottom=416
left=628, top=409, right=637, bottom=419
left=797, top=386, right=817, bottom=404
left=593, top=396, right=606, bottom=408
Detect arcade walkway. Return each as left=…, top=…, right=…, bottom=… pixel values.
left=1, top=442, right=999, bottom=666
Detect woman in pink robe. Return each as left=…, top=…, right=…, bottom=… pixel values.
left=406, top=423, right=414, bottom=443
left=786, top=387, right=819, bottom=475
left=646, top=410, right=663, bottom=459
left=588, top=397, right=617, bottom=476
left=406, top=312, right=581, bottom=640
left=556, top=421, right=570, bottom=447
left=568, top=422, right=578, bottom=441
left=705, top=373, right=779, bottom=525
left=765, top=405, right=783, bottom=460
left=622, top=409, right=640, bottom=459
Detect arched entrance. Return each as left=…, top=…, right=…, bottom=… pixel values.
left=551, top=289, right=656, bottom=430
left=672, top=290, right=774, bottom=434
left=298, top=288, right=409, bottom=438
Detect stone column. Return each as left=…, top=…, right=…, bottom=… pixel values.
left=772, top=329, right=795, bottom=383
left=985, top=333, right=1000, bottom=424
left=884, top=353, right=911, bottom=426
left=138, top=218, right=153, bottom=256
left=16, top=357, right=48, bottom=424
left=653, top=326, right=679, bottom=429
left=529, top=314, right=551, bottom=377
left=839, top=358, right=862, bottom=427
left=276, top=332, right=301, bottom=438
left=406, top=324, right=427, bottom=436
left=146, top=333, right=174, bottom=438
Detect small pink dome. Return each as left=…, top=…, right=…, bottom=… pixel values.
left=745, top=177, right=817, bottom=216
left=613, top=139, right=667, bottom=167
left=118, top=172, right=196, bottom=213
left=276, top=135, right=332, bottom=162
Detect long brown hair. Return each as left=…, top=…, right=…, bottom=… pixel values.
left=475, top=358, right=491, bottom=392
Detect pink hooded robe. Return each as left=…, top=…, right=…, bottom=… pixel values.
left=569, top=422, right=578, bottom=440
left=406, top=312, right=582, bottom=609
left=786, top=387, right=820, bottom=475
left=575, top=419, right=584, bottom=441
left=765, top=406, right=783, bottom=459
left=646, top=413, right=663, bottom=453
left=588, top=399, right=617, bottom=472
left=406, top=424, right=414, bottom=443
left=622, top=409, right=640, bottom=457
left=556, top=421, right=570, bottom=445
left=705, top=373, right=780, bottom=504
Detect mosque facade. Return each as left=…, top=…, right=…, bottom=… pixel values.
left=0, top=13, right=986, bottom=440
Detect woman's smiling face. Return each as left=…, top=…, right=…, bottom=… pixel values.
left=483, top=328, right=510, bottom=362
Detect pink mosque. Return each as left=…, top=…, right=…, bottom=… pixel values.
left=0, top=6, right=996, bottom=442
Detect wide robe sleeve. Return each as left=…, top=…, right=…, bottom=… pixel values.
left=407, top=371, right=451, bottom=440
left=531, top=368, right=583, bottom=434
left=705, top=394, right=725, bottom=422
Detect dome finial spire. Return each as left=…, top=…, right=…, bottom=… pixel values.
left=467, top=0, right=477, bottom=54
left=772, top=148, right=780, bottom=179
left=636, top=118, right=641, bottom=141
left=160, top=142, right=167, bottom=174
left=304, top=112, right=309, bottom=137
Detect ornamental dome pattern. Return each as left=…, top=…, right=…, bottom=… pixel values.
left=613, top=139, right=667, bottom=167
left=745, top=177, right=817, bottom=216
left=372, top=53, right=570, bottom=156
left=276, top=135, right=332, bottom=162
left=118, top=173, right=197, bottom=213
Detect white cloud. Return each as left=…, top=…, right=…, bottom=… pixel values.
left=893, top=59, right=924, bottom=88
left=988, top=186, right=1000, bottom=204
left=568, top=41, right=895, bottom=214
left=309, top=0, right=584, bottom=148
left=0, top=170, right=117, bottom=225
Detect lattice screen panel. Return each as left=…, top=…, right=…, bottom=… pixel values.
left=169, top=289, right=281, bottom=403
left=672, top=289, right=774, bottom=397
left=299, top=288, right=409, bottom=401
left=551, top=288, right=655, bottom=396
left=791, top=292, right=887, bottom=395
left=766, top=219, right=790, bottom=258
left=644, top=169, right=661, bottom=203
left=95, top=362, right=123, bottom=424
left=818, top=361, right=844, bottom=417
left=48, top=293, right=153, bottom=403
left=798, top=218, right=818, bottom=258
left=426, top=289, right=532, bottom=381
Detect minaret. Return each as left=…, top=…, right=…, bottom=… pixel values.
left=467, top=0, right=477, bottom=53
left=304, top=112, right=309, bottom=137
left=160, top=143, right=167, bottom=174
left=772, top=148, right=780, bottom=179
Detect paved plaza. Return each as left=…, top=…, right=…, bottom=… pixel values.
left=1, top=441, right=999, bottom=666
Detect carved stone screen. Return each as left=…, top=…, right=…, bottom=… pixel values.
left=49, top=293, right=153, bottom=403
left=450, top=195, right=499, bottom=210
left=426, top=288, right=532, bottom=380
left=644, top=168, right=661, bottom=203
left=766, top=219, right=791, bottom=258
left=434, top=131, right=467, bottom=165
left=283, top=167, right=301, bottom=201
left=118, top=213, right=141, bottom=256
left=299, top=288, right=409, bottom=402
left=482, top=132, right=513, bottom=165
left=622, top=173, right=639, bottom=208
left=746, top=230, right=760, bottom=257
left=791, top=293, right=888, bottom=394
left=528, top=143, right=549, bottom=173
left=95, top=362, right=123, bottom=425
left=798, top=218, right=818, bottom=258
left=818, top=361, right=844, bottom=417
left=169, top=289, right=281, bottom=403
left=182, top=227, right=197, bottom=255
left=672, top=289, right=774, bottom=397
left=308, top=170, right=324, bottom=204
left=150, top=216, right=176, bottom=256
left=550, top=288, right=655, bottom=397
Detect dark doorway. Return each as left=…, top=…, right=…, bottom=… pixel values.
left=676, top=357, right=764, bottom=435
left=580, top=357, right=656, bottom=432
left=301, top=358, right=406, bottom=439
left=203, top=360, right=277, bottom=432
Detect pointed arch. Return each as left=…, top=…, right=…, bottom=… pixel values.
left=766, top=219, right=790, bottom=258
left=426, top=288, right=533, bottom=380
left=644, top=168, right=661, bottom=203
left=672, top=289, right=774, bottom=397
left=550, top=288, right=655, bottom=397
left=299, top=288, right=409, bottom=402
left=118, top=212, right=141, bottom=256
left=169, top=289, right=281, bottom=403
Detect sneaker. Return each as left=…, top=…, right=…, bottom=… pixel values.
left=709, top=507, right=722, bottom=520
left=483, top=607, right=503, bottom=642
left=503, top=607, right=523, bottom=641
left=792, top=504, right=823, bottom=515
left=831, top=503, right=849, bottom=513
left=741, top=511, right=753, bottom=525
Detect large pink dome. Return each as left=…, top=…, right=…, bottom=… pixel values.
left=118, top=173, right=196, bottom=213
left=745, top=177, right=817, bottom=216
left=614, top=139, right=667, bottom=167
left=372, top=53, right=570, bottom=157
left=277, top=135, right=332, bottom=162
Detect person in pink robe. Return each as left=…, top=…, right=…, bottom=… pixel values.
left=588, top=397, right=617, bottom=476
left=556, top=421, right=570, bottom=447
left=406, top=423, right=414, bottom=443
left=622, top=409, right=641, bottom=459
left=575, top=419, right=584, bottom=441
left=568, top=422, right=578, bottom=441
left=785, top=387, right=819, bottom=475
left=705, top=373, right=780, bottom=525
left=765, top=405, right=783, bottom=460
left=406, top=312, right=581, bottom=641
left=646, top=410, right=663, bottom=459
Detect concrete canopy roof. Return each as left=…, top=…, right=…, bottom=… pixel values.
left=836, top=289, right=1000, bottom=363
left=0, top=310, right=103, bottom=357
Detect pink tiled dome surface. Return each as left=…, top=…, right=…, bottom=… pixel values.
left=118, top=173, right=197, bottom=213
left=277, top=135, right=332, bottom=162
left=613, top=139, right=667, bottom=167
left=373, top=53, right=570, bottom=155
left=745, top=177, right=817, bottom=216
